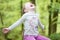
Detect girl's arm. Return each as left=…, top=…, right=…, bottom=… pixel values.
left=8, top=14, right=26, bottom=30
left=38, top=20, right=44, bottom=30
left=36, top=13, right=44, bottom=30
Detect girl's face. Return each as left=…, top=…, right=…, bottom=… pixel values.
left=24, top=2, right=35, bottom=12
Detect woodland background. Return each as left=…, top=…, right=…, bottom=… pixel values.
left=0, top=0, right=60, bottom=40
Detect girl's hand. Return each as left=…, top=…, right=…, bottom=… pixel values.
left=2, top=28, right=10, bottom=34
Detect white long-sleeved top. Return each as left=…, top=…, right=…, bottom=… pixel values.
left=8, top=11, right=44, bottom=36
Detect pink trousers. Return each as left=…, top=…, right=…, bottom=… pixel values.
left=24, top=35, right=50, bottom=40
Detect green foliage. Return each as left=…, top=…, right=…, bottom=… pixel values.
left=50, top=33, right=60, bottom=40
left=0, top=0, right=60, bottom=40
left=0, top=0, right=21, bottom=40
left=0, top=28, right=6, bottom=40
left=47, top=1, right=60, bottom=14
left=0, top=0, right=14, bottom=3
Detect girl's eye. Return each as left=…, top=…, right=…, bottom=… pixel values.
left=30, top=5, right=33, bottom=7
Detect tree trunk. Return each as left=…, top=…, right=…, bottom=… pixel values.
left=48, top=0, right=59, bottom=36
left=48, top=10, right=52, bottom=35
left=52, top=9, right=58, bottom=33
left=20, top=0, right=24, bottom=40
left=0, top=13, right=4, bottom=25
left=48, top=0, right=53, bottom=36
left=30, top=0, right=35, bottom=5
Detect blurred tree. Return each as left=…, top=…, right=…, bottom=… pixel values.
left=0, top=0, right=5, bottom=25
left=0, top=0, right=8, bottom=40
left=20, top=0, right=24, bottom=40
left=48, top=0, right=59, bottom=35
left=0, top=13, right=4, bottom=25
left=30, top=0, right=35, bottom=4
left=2, top=0, right=22, bottom=40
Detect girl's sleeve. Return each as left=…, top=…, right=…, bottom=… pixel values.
left=38, top=20, right=44, bottom=30
left=36, top=13, right=44, bottom=30
left=8, top=14, right=26, bottom=30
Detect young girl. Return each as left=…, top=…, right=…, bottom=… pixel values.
left=3, top=2, right=50, bottom=40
